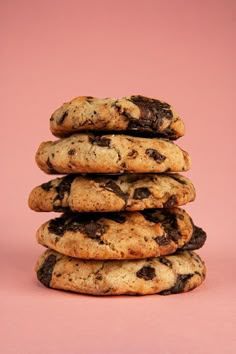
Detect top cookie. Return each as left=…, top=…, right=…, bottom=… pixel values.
left=50, top=95, right=185, bottom=139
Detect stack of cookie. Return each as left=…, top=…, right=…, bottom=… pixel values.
left=29, top=95, right=207, bottom=295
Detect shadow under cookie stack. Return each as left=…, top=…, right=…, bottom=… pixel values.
left=29, top=95, right=207, bottom=296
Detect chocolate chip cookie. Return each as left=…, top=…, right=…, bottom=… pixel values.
left=35, top=134, right=191, bottom=174
left=36, top=208, right=206, bottom=259
left=50, top=95, right=185, bottom=139
left=35, top=249, right=206, bottom=295
left=28, top=173, right=195, bottom=213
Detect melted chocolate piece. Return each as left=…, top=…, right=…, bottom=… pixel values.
left=160, top=127, right=178, bottom=139
left=145, top=149, right=166, bottom=163
left=48, top=218, right=66, bottom=236
left=58, top=111, right=68, bottom=125
left=160, top=274, right=194, bottom=295
left=159, top=257, right=172, bottom=267
left=48, top=213, right=107, bottom=239
left=181, top=225, right=207, bottom=250
left=163, top=195, right=177, bottom=208
left=41, top=181, right=53, bottom=191
left=37, top=254, right=57, bottom=287
left=77, top=222, right=105, bottom=239
left=141, top=209, right=180, bottom=243
left=154, top=235, right=171, bottom=245
left=102, top=181, right=128, bottom=202
left=89, top=136, right=111, bottom=147
left=136, top=266, right=156, bottom=280
left=133, top=188, right=151, bottom=199
left=54, top=175, right=76, bottom=201
left=126, top=96, right=173, bottom=132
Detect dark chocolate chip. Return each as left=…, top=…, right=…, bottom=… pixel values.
left=159, top=257, right=172, bottom=267
left=145, top=149, right=166, bottom=163
left=160, top=274, right=194, bottom=295
left=102, top=181, right=128, bottom=202
left=154, top=235, right=171, bottom=245
left=163, top=195, right=177, bottom=208
left=141, top=209, right=180, bottom=243
left=89, top=136, right=111, bottom=147
left=41, top=181, right=53, bottom=191
left=68, top=149, right=76, bottom=155
left=126, top=96, right=173, bottom=133
left=37, top=254, right=57, bottom=288
left=58, top=111, right=68, bottom=125
left=48, top=213, right=107, bottom=239
left=136, top=266, right=156, bottom=280
left=181, top=225, right=207, bottom=251
left=133, top=188, right=151, bottom=199
left=54, top=175, right=76, bottom=201
left=79, top=222, right=106, bottom=239
left=48, top=218, right=66, bottom=236
left=160, top=127, right=178, bottom=139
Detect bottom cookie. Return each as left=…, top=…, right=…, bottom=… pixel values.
left=35, top=249, right=206, bottom=295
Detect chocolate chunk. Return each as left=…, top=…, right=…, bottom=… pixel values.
left=58, top=111, right=68, bottom=125
left=142, top=209, right=180, bottom=243
left=159, top=257, right=172, bottom=267
left=68, top=149, right=76, bottom=155
left=160, top=274, right=194, bottom=295
left=89, top=136, right=111, bottom=147
left=79, top=222, right=106, bottom=239
left=48, top=218, right=66, bottom=236
left=126, top=96, right=173, bottom=132
left=136, top=266, right=156, bottom=280
left=160, top=127, right=178, bottom=139
left=141, top=209, right=162, bottom=223
left=54, top=175, right=75, bottom=201
left=154, top=235, right=171, bottom=245
left=133, top=188, right=151, bottom=199
left=181, top=225, right=207, bottom=251
left=163, top=195, right=177, bottom=208
left=37, top=254, right=57, bottom=287
left=102, top=181, right=128, bottom=202
left=41, top=181, right=53, bottom=191
left=48, top=213, right=107, bottom=239
left=145, top=149, right=166, bottom=163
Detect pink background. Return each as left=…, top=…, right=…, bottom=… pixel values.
left=1, top=0, right=235, bottom=353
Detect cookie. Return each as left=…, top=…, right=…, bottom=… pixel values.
left=50, top=95, right=185, bottom=139
left=36, top=208, right=206, bottom=259
left=28, top=173, right=195, bottom=213
left=35, top=249, right=206, bottom=295
left=35, top=133, right=191, bottom=174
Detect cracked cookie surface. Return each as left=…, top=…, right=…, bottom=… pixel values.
left=35, top=133, right=191, bottom=174
left=28, top=173, right=195, bottom=213
left=35, top=249, right=206, bottom=295
left=50, top=95, right=185, bottom=139
left=36, top=208, right=206, bottom=259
